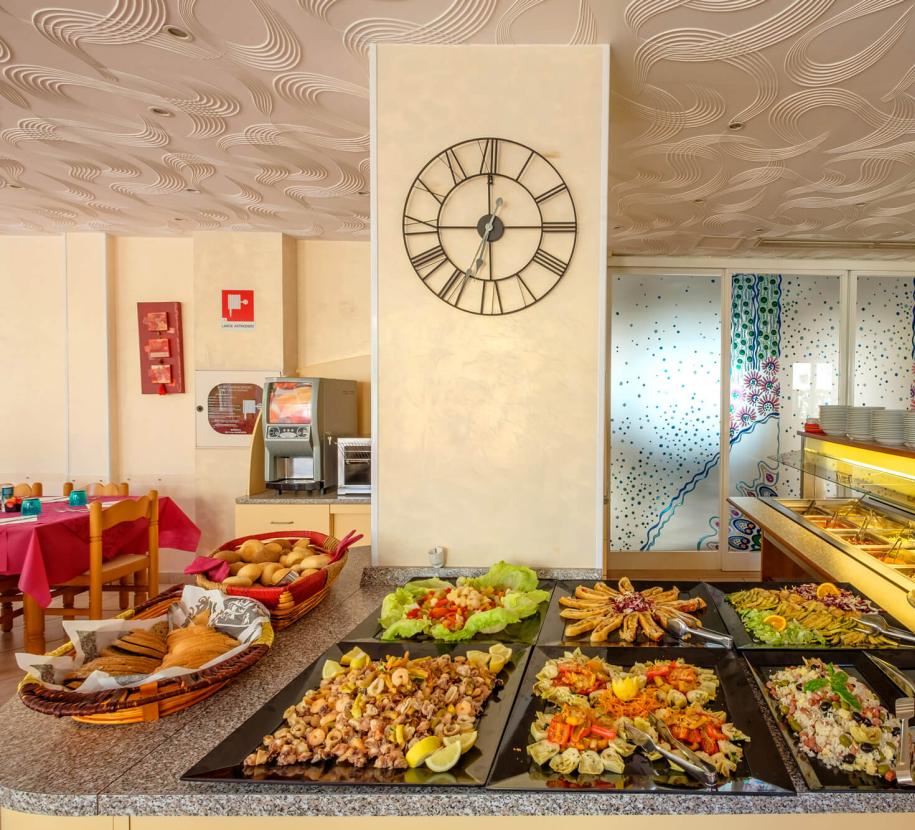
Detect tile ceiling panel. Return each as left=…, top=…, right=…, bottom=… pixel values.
left=1, top=0, right=914, bottom=257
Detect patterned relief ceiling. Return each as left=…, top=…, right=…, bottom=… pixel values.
left=1, top=0, right=915, bottom=256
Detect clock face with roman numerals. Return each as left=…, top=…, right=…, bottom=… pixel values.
left=403, top=137, right=576, bottom=315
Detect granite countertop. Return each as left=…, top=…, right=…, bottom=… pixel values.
left=2, top=549, right=915, bottom=817
left=236, top=488, right=370, bottom=505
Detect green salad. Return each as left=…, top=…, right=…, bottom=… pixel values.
left=378, top=561, right=550, bottom=641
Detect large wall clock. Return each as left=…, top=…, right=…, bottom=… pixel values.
left=402, top=137, right=577, bottom=315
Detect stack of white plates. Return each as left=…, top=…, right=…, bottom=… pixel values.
left=905, top=411, right=915, bottom=448
left=819, top=405, right=850, bottom=435
left=872, top=409, right=905, bottom=445
left=846, top=406, right=883, bottom=441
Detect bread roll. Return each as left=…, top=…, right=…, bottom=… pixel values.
left=269, top=567, right=292, bottom=585
left=280, top=551, right=306, bottom=568
left=213, top=549, right=242, bottom=564
left=239, top=539, right=266, bottom=563
left=260, top=562, right=282, bottom=585
left=222, top=576, right=252, bottom=587
left=237, top=563, right=265, bottom=582
left=229, top=562, right=245, bottom=575
left=275, top=538, right=293, bottom=550
left=292, top=565, right=318, bottom=576
left=293, top=538, right=313, bottom=550
left=298, top=553, right=332, bottom=569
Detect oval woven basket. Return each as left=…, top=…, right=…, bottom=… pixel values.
left=18, top=586, right=274, bottom=724
left=195, top=529, right=360, bottom=630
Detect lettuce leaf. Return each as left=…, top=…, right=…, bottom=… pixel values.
left=379, top=578, right=452, bottom=628
left=379, top=617, right=430, bottom=640
left=460, top=561, right=540, bottom=593
left=429, top=606, right=516, bottom=641
left=502, top=588, right=550, bottom=618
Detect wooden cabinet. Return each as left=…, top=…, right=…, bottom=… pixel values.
left=331, top=503, right=372, bottom=546
left=234, top=503, right=331, bottom=537
left=234, top=501, right=371, bottom=545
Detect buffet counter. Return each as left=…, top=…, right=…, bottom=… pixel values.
left=1, top=549, right=915, bottom=828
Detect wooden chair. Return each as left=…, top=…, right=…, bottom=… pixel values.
left=25, top=491, right=160, bottom=652
left=63, top=481, right=129, bottom=497
left=12, top=482, right=42, bottom=498
left=0, top=577, right=23, bottom=633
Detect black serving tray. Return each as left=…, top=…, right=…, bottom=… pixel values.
left=345, top=577, right=553, bottom=645
left=182, top=640, right=531, bottom=787
left=537, top=580, right=729, bottom=648
left=744, top=650, right=907, bottom=791
left=486, top=645, right=795, bottom=794
left=708, top=581, right=914, bottom=650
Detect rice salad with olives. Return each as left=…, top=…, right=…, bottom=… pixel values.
left=766, top=658, right=900, bottom=781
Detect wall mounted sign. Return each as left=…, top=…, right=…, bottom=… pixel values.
left=221, top=289, right=255, bottom=328
left=137, top=302, right=185, bottom=394
left=194, top=369, right=277, bottom=448
left=403, top=137, right=576, bottom=315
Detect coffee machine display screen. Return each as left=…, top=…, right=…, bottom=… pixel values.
left=267, top=382, right=312, bottom=425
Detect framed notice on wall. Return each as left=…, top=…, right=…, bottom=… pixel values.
left=195, top=369, right=278, bottom=448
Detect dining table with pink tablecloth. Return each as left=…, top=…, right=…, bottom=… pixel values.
left=0, top=496, right=201, bottom=608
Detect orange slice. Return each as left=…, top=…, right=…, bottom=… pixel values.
left=762, top=614, right=787, bottom=632
left=816, top=582, right=841, bottom=599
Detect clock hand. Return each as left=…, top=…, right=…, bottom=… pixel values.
left=469, top=197, right=503, bottom=277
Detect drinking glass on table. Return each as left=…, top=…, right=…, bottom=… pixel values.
left=68, top=489, right=87, bottom=507
left=20, top=498, right=41, bottom=517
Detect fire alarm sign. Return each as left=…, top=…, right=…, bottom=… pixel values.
left=221, top=289, right=255, bottom=328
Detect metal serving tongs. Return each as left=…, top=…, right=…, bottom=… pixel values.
left=663, top=614, right=733, bottom=649
left=854, top=614, right=915, bottom=645
left=866, top=655, right=914, bottom=786
left=624, top=720, right=717, bottom=787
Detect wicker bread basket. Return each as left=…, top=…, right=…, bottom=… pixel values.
left=194, top=529, right=360, bottom=630
left=18, top=586, right=274, bottom=724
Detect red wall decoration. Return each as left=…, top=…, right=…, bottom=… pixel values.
left=137, top=302, right=185, bottom=395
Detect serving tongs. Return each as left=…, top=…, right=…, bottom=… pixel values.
left=854, top=613, right=915, bottom=645
left=663, top=615, right=733, bottom=649
left=624, top=720, right=717, bottom=787
left=866, top=654, right=915, bottom=786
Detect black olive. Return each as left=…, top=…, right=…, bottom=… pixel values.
left=859, top=743, right=875, bottom=753
left=795, top=683, right=803, bottom=690
left=892, top=727, right=901, bottom=736
left=852, top=712, right=865, bottom=724
left=820, top=702, right=831, bottom=712
left=843, top=753, right=856, bottom=764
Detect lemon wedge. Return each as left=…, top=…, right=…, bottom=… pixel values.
left=322, top=659, right=344, bottom=680
left=405, top=735, right=442, bottom=768
left=443, top=730, right=478, bottom=754
left=488, top=643, right=513, bottom=660
left=340, top=646, right=369, bottom=667
left=425, top=741, right=462, bottom=772
left=611, top=676, right=640, bottom=701
left=465, top=650, right=490, bottom=668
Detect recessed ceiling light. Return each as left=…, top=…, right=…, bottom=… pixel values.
left=855, top=202, right=866, bottom=207
left=8, top=183, right=23, bottom=189
left=173, top=217, right=185, bottom=222
left=754, top=227, right=765, bottom=232
left=612, top=225, right=623, bottom=230
left=162, top=25, right=191, bottom=39
left=149, top=106, right=173, bottom=117
left=185, top=187, right=199, bottom=193
left=693, top=198, right=705, bottom=205
left=357, top=190, right=368, bottom=195
left=728, top=121, right=744, bottom=131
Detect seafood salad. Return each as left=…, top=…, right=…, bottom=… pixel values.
left=379, top=562, right=549, bottom=641
left=526, top=650, right=748, bottom=780
left=765, top=659, right=900, bottom=781
left=244, top=646, right=508, bottom=772
left=559, top=578, right=707, bottom=643
left=727, top=584, right=895, bottom=648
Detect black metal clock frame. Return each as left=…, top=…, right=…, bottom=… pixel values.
left=402, top=137, right=577, bottom=316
